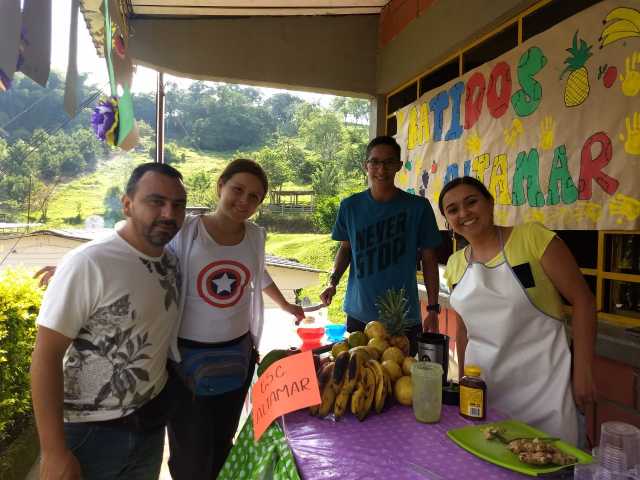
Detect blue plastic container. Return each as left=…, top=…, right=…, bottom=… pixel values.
left=324, top=323, right=346, bottom=343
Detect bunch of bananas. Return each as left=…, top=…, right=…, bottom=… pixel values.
left=309, top=349, right=392, bottom=421
left=599, top=7, right=640, bottom=48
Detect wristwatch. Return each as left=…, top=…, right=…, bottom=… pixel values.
left=426, top=303, right=441, bottom=313
left=328, top=272, right=340, bottom=288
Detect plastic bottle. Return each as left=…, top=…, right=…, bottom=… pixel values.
left=459, top=364, right=486, bottom=420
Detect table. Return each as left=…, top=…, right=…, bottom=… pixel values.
left=282, top=404, right=529, bottom=480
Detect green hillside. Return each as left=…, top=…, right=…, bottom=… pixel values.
left=44, top=148, right=227, bottom=227
left=265, top=233, right=348, bottom=324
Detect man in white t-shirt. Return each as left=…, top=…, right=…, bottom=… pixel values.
left=30, top=163, right=187, bottom=480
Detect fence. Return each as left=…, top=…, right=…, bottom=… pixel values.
left=265, top=204, right=314, bottom=215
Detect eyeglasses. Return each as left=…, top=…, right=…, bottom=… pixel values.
left=366, top=159, right=400, bottom=170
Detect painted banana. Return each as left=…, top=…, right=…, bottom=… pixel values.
left=600, top=7, right=640, bottom=47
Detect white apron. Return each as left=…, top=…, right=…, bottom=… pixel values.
left=450, top=239, right=578, bottom=445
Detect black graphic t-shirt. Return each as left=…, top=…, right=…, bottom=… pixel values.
left=332, top=189, right=441, bottom=324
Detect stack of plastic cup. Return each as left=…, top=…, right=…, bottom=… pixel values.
left=599, top=422, right=640, bottom=474
left=577, top=422, right=640, bottom=479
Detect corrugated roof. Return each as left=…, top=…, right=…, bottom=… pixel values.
left=1, top=229, right=323, bottom=273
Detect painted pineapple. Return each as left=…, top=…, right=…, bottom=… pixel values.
left=375, top=288, right=412, bottom=356
left=560, top=31, right=593, bottom=107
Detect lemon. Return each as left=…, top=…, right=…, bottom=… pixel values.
left=381, top=346, right=404, bottom=365
left=348, top=331, right=367, bottom=348
left=382, top=360, right=402, bottom=382
left=367, top=337, right=389, bottom=354
left=394, top=376, right=413, bottom=406
left=331, top=341, right=349, bottom=358
left=402, top=356, right=417, bottom=376
left=364, top=321, right=388, bottom=340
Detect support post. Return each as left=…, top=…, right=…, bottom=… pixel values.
left=155, top=71, right=166, bottom=163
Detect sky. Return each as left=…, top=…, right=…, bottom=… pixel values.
left=50, top=1, right=335, bottom=105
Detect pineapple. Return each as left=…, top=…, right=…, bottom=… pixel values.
left=375, top=288, right=412, bottom=356
left=560, top=31, right=593, bottom=107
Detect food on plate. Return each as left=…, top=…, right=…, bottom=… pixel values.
left=481, top=426, right=577, bottom=467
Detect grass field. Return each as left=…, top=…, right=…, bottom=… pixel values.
left=264, top=233, right=348, bottom=324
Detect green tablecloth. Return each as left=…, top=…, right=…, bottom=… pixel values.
left=218, top=414, right=300, bottom=480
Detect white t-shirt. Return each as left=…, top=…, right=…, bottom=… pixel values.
left=178, top=218, right=259, bottom=343
left=36, top=232, right=180, bottom=423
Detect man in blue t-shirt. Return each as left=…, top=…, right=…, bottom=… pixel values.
left=320, top=136, right=441, bottom=355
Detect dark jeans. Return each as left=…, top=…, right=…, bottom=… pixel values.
left=166, top=352, right=256, bottom=480
left=63, top=422, right=164, bottom=480
left=346, top=315, right=422, bottom=357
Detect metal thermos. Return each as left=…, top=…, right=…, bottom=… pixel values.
left=416, top=332, right=449, bottom=384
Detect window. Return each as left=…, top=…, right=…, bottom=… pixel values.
left=462, top=23, right=518, bottom=73
left=522, top=0, right=604, bottom=42
left=419, top=59, right=459, bottom=97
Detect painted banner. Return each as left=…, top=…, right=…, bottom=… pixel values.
left=394, top=1, right=640, bottom=230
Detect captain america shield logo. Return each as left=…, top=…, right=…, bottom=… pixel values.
left=196, top=260, right=251, bottom=308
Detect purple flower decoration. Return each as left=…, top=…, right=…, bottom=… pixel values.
left=91, top=97, right=119, bottom=145
left=0, top=70, right=11, bottom=92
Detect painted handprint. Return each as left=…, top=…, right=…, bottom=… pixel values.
left=431, top=175, right=443, bottom=206
left=571, top=202, right=603, bottom=224
left=539, top=116, right=556, bottom=151
left=524, top=208, right=546, bottom=224
left=619, top=112, right=640, bottom=155
left=493, top=207, right=510, bottom=226
left=465, top=130, right=483, bottom=156
left=504, top=118, right=524, bottom=147
left=396, top=166, right=409, bottom=188
left=620, top=51, right=640, bottom=97
left=608, top=193, right=640, bottom=223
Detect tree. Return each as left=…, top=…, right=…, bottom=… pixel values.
left=270, top=136, right=309, bottom=184
left=312, top=161, right=341, bottom=197
left=264, top=93, right=304, bottom=136
left=330, top=97, right=369, bottom=125
left=103, top=186, right=124, bottom=227
left=254, top=146, right=291, bottom=202
left=338, top=126, right=368, bottom=178
left=299, top=110, right=344, bottom=165
left=185, top=171, right=216, bottom=208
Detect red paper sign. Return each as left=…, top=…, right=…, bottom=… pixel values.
left=252, top=350, right=320, bottom=441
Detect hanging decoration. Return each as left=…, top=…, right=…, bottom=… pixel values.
left=89, top=0, right=138, bottom=150
left=0, top=0, right=21, bottom=92
left=20, top=0, right=52, bottom=87
left=91, top=96, right=119, bottom=146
